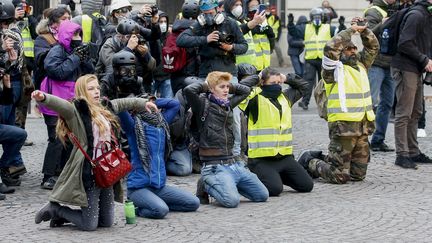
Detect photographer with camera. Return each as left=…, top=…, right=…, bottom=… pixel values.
left=96, top=19, right=156, bottom=92
left=38, top=20, right=94, bottom=190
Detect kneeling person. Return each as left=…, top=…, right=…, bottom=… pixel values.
left=184, top=71, right=269, bottom=208
left=239, top=68, right=313, bottom=196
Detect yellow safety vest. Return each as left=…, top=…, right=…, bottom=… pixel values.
left=326, top=64, right=375, bottom=122
left=267, top=15, right=280, bottom=39
left=364, top=6, right=388, bottom=18
left=304, top=23, right=331, bottom=60
left=235, top=20, right=257, bottom=66
left=82, top=13, right=105, bottom=44
left=253, top=33, right=271, bottom=71
left=241, top=88, right=293, bottom=158
left=22, top=26, right=34, bottom=58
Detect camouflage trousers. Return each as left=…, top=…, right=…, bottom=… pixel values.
left=308, top=134, right=370, bottom=184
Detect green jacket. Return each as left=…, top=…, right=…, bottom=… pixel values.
left=40, top=94, right=149, bottom=207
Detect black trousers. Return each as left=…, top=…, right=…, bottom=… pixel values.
left=42, top=114, right=72, bottom=180
left=248, top=155, right=314, bottom=196
left=302, top=59, right=323, bottom=106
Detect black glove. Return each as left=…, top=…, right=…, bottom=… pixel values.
left=338, top=16, right=345, bottom=26
left=288, top=13, right=294, bottom=25
left=73, top=45, right=90, bottom=62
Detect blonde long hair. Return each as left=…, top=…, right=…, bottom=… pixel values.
left=56, top=74, right=120, bottom=144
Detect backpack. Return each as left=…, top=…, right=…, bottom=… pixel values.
left=379, top=7, right=413, bottom=56
left=162, top=31, right=188, bottom=73
left=313, top=79, right=335, bottom=121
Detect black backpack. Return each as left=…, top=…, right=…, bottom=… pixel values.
left=379, top=7, right=415, bottom=55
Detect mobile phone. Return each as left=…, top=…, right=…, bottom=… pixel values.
left=258, top=4, right=266, bottom=13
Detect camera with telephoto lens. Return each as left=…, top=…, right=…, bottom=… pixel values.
left=144, top=5, right=158, bottom=17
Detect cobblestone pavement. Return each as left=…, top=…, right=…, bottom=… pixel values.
left=2, top=94, right=432, bottom=242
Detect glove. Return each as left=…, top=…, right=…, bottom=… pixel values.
left=73, top=45, right=89, bottom=62
left=288, top=13, right=294, bottom=25
left=338, top=16, right=345, bottom=25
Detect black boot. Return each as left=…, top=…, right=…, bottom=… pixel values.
left=0, top=183, right=15, bottom=194
left=196, top=177, right=209, bottom=204
left=297, top=150, right=323, bottom=169
left=35, top=202, right=60, bottom=224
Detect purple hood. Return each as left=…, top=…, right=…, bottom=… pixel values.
left=57, top=20, right=82, bottom=53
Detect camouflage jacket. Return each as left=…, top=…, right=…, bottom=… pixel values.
left=322, top=28, right=379, bottom=137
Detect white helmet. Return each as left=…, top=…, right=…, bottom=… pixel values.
left=109, top=0, right=132, bottom=14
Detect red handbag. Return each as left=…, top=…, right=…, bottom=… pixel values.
left=68, top=132, right=132, bottom=188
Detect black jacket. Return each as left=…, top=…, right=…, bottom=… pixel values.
left=391, top=1, right=432, bottom=74
left=287, top=15, right=307, bottom=56
left=184, top=82, right=250, bottom=160
left=176, top=15, right=248, bottom=78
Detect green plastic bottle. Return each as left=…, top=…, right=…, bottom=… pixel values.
left=124, top=200, right=136, bottom=224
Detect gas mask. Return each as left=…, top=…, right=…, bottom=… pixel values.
left=116, top=65, right=140, bottom=96
left=231, top=5, right=243, bottom=18
left=197, top=12, right=225, bottom=26
left=312, top=16, right=322, bottom=26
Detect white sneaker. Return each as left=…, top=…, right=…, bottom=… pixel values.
left=417, top=129, right=427, bottom=138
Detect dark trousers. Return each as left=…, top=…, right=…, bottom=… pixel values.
left=418, top=95, right=426, bottom=129
left=42, top=114, right=71, bottom=180
left=392, top=68, right=423, bottom=157
left=248, top=155, right=313, bottom=196
left=0, top=124, right=27, bottom=168
left=302, top=59, right=322, bottom=106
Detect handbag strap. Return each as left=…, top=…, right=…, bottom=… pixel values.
left=68, top=132, right=95, bottom=166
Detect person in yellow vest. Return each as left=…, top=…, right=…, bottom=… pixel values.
left=223, top=0, right=266, bottom=69
left=239, top=67, right=313, bottom=196
left=71, top=0, right=107, bottom=64
left=266, top=6, right=285, bottom=67
left=288, top=8, right=336, bottom=110
left=297, top=18, right=379, bottom=184
left=246, top=0, right=275, bottom=71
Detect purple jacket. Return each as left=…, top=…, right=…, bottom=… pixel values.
left=39, top=20, right=94, bottom=116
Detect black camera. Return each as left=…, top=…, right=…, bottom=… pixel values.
left=424, top=72, right=432, bottom=86
left=218, top=30, right=234, bottom=45
left=136, top=34, right=147, bottom=46
left=144, top=5, right=158, bottom=17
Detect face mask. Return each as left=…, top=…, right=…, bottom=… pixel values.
left=265, top=11, right=271, bottom=16
left=160, top=23, right=167, bottom=33
left=313, top=19, right=321, bottom=26
left=261, top=84, right=282, bottom=98
left=231, top=5, right=243, bottom=18
left=70, top=40, right=82, bottom=49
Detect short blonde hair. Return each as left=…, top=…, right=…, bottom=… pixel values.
left=206, top=71, right=232, bottom=89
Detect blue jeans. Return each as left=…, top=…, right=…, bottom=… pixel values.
left=127, top=185, right=199, bottom=219
left=369, top=66, right=395, bottom=145
left=230, top=76, right=241, bottom=156
left=290, top=55, right=304, bottom=77
left=152, top=79, right=174, bottom=98
left=0, top=80, right=21, bottom=125
left=166, top=144, right=192, bottom=176
left=0, top=124, right=27, bottom=168
left=201, top=161, right=269, bottom=208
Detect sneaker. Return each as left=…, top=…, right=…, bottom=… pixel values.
left=23, top=139, right=34, bottom=146
left=298, top=101, right=308, bottom=110
left=1, top=169, right=21, bottom=186
left=411, top=153, right=432, bottom=164
left=417, top=129, right=427, bottom=138
left=8, top=165, right=27, bottom=178
left=297, top=150, right=323, bottom=169
left=0, top=183, right=15, bottom=194
left=395, top=156, right=418, bottom=169
left=371, top=142, right=395, bottom=152
left=0, top=193, right=5, bottom=200
left=41, top=176, right=57, bottom=190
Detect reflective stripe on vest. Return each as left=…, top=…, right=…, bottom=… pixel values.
left=22, top=27, right=34, bottom=58
left=326, top=64, right=375, bottom=122
left=304, top=23, right=331, bottom=60
left=267, top=15, right=280, bottom=39
left=248, top=89, right=293, bottom=158
left=82, top=14, right=92, bottom=44
left=253, top=33, right=271, bottom=71
left=236, top=20, right=257, bottom=66
left=364, top=6, right=388, bottom=19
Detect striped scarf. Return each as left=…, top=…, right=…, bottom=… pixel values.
left=134, top=111, right=172, bottom=173
left=2, top=27, right=24, bottom=70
